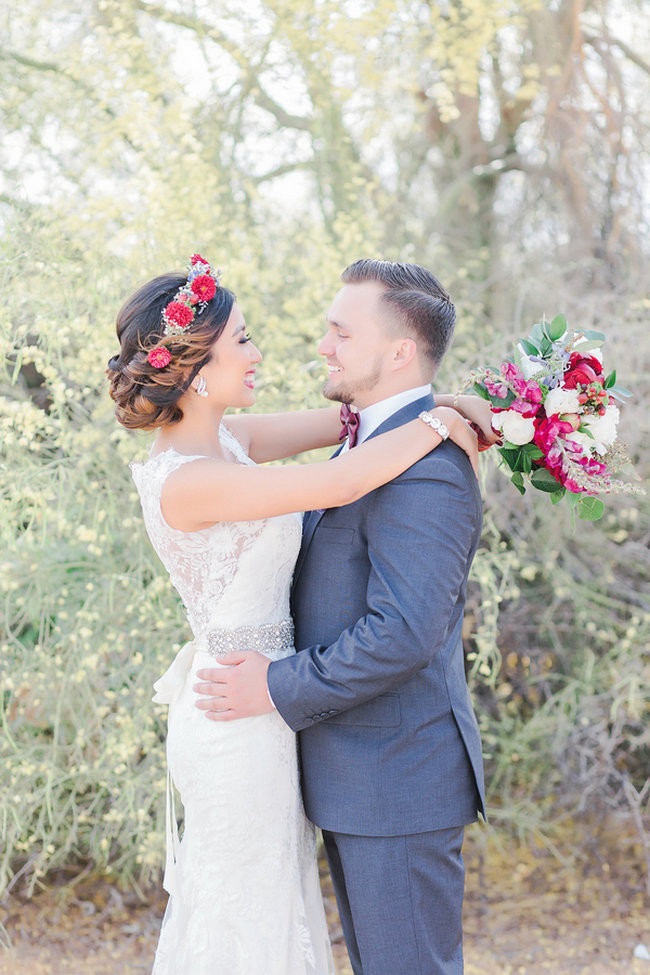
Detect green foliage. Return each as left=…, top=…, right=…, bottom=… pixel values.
left=1, top=0, right=649, bottom=898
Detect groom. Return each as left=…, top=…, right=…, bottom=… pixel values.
left=197, top=259, right=485, bottom=974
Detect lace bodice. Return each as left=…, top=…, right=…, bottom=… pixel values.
left=130, top=423, right=302, bottom=641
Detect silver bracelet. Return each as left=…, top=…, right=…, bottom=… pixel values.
left=418, top=410, right=449, bottom=440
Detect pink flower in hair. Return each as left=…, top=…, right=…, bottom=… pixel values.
left=147, top=347, right=172, bottom=369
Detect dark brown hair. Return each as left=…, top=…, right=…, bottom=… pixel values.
left=341, top=259, right=455, bottom=366
left=107, top=272, right=235, bottom=430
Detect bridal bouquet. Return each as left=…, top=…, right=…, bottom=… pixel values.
left=465, top=315, right=641, bottom=521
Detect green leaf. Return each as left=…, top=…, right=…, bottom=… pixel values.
left=540, top=337, right=553, bottom=356
left=519, top=339, right=539, bottom=357
left=611, top=384, right=632, bottom=399
left=473, top=382, right=489, bottom=400
left=530, top=323, right=545, bottom=345
left=604, top=370, right=616, bottom=388
left=567, top=491, right=581, bottom=507
left=546, top=314, right=567, bottom=341
left=577, top=425, right=594, bottom=439
left=511, top=472, right=526, bottom=495
left=577, top=496, right=605, bottom=521
left=570, top=340, right=602, bottom=354
left=520, top=444, right=544, bottom=459
left=550, top=488, right=566, bottom=504
left=499, top=447, right=527, bottom=472
left=530, top=468, right=562, bottom=493
left=488, top=390, right=515, bottom=409
left=582, top=330, right=606, bottom=342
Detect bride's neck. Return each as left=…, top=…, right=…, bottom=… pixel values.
left=154, top=403, right=227, bottom=458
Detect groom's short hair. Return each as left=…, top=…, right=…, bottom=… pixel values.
left=341, top=259, right=455, bottom=366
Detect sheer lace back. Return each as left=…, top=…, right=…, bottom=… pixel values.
left=130, top=423, right=302, bottom=639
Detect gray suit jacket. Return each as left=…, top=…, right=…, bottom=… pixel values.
left=267, top=394, right=486, bottom=836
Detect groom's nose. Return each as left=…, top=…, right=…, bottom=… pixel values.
left=317, top=331, right=334, bottom=357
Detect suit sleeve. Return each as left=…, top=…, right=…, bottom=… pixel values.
left=267, top=448, right=482, bottom=732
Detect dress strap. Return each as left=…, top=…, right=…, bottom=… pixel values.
left=219, top=422, right=251, bottom=465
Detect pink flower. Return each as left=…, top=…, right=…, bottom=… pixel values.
left=190, top=253, right=209, bottom=266
left=147, top=347, right=172, bottom=369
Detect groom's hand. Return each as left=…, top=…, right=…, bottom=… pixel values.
left=194, top=651, right=273, bottom=721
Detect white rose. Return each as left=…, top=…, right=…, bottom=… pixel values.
left=492, top=410, right=536, bottom=445
left=544, top=386, right=582, bottom=417
left=582, top=404, right=620, bottom=455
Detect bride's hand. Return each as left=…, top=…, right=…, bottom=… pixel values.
left=453, top=394, right=501, bottom=448
left=430, top=406, right=480, bottom=478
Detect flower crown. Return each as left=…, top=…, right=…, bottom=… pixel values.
left=147, top=254, right=221, bottom=369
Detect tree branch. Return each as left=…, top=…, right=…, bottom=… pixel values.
left=133, top=0, right=313, bottom=131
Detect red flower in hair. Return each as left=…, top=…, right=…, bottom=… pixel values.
left=164, top=300, right=194, bottom=329
left=190, top=253, right=208, bottom=266
left=148, top=347, right=172, bottom=369
left=191, top=274, right=217, bottom=303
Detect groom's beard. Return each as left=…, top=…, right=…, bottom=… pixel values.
left=322, top=356, right=383, bottom=406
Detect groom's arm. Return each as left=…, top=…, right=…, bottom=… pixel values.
left=267, top=448, right=482, bottom=731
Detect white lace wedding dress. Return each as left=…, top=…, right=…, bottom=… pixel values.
left=131, top=424, right=334, bottom=975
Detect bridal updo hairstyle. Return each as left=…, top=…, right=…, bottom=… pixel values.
left=108, top=272, right=235, bottom=430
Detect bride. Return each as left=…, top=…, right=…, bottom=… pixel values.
left=107, top=255, right=490, bottom=974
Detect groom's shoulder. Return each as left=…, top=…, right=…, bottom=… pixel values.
left=395, top=437, right=474, bottom=485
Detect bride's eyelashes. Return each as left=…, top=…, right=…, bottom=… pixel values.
left=239, top=333, right=252, bottom=344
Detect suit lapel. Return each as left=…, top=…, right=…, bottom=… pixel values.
left=293, top=393, right=434, bottom=586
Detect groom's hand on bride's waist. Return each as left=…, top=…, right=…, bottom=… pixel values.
left=194, top=651, right=274, bottom=721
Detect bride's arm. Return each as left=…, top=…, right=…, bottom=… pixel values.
left=434, top=393, right=500, bottom=446
left=161, top=407, right=478, bottom=530
left=227, top=393, right=497, bottom=464
left=226, top=408, right=341, bottom=463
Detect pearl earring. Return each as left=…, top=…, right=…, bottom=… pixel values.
left=195, top=375, right=208, bottom=398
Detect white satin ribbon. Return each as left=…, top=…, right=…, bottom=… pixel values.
left=152, top=638, right=199, bottom=898
left=152, top=638, right=198, bottom=706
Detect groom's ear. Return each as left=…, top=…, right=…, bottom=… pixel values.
left=390, top=337, right=418, bottom=371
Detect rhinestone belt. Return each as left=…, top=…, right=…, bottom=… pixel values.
left=205, top=619, right=294, bottom=659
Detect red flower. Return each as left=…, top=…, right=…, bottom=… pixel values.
left=164, top=300, right=194, bottom=329
left=191, top=274, right=217, bottom=303
left=190, top=253, right=209, bottom=266
left=147, top=347, right=172, bottom=369
left=564, top=352, right=603, bottom=389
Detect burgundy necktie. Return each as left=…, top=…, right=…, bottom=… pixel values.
left=339, top=403, right=360, bottom=448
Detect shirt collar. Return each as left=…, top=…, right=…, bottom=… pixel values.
left=355, top=385, right=432, bottom=444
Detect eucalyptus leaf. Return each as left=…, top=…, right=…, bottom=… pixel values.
left=570, top=340, right=602, bottom=355
left=577, top=496, right=605, bottom=521
left=611, top=384, right=632, bottom=399
left=550, top=488, right=566, bottom=504
left=582, top=330, right=606, bottom=342
left=519, top=338, right=539, bottom=357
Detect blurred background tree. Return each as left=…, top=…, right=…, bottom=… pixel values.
left=1, top=0, right=648, bottom=896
